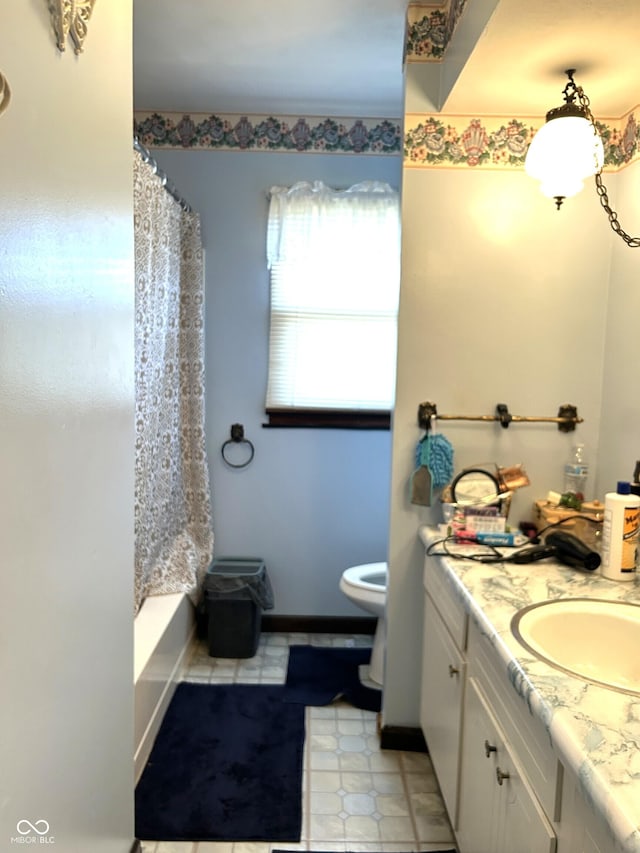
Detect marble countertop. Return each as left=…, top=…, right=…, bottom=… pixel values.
left=418, top=525, right=640, bottom=852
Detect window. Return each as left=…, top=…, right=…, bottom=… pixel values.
left=265, top=180, right=401, bottom=429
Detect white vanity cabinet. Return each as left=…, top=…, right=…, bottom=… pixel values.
left=422, top=552, right=559, bottom=853
left=420, top=532, right=633, bottom=853
left=420, top=592, right=466, bottom=826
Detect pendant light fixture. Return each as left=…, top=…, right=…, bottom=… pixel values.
left=525, top=69, right=639, bottom=247
left=525, top=70, right=603, bottom=210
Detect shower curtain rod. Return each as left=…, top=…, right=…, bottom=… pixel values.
left=134, top=136, right=193, bottom=214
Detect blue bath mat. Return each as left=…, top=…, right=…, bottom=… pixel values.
left=135, top=683, right=305, bottom=841
left=284, top=645, right=382, bottom=712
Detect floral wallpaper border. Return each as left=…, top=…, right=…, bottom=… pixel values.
left=404, top=110, right=640, bottom=171
left=134, top=111, right=402, bottom=155
left=405, top=0, right=469, bottom=61
left=135, top=108, right=640, bottom=172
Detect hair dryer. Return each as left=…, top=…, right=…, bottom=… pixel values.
left=509, top=530, right=601, bottom=571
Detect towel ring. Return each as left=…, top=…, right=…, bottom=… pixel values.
left=221, top=423, right=255, bottom=469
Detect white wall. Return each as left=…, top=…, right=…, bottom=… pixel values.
left=597, top=158, right=640, bottom=494
left=0, top=5, right=135, bottom=851
left=153, top=149, right=401, bottom=615
left=384, top=154, right=612, bottom=725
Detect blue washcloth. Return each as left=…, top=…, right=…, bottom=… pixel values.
left=416, top=434, right=454, bottom=488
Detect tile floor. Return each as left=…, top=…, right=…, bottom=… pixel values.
left=139, top=631, right=456, bottom=853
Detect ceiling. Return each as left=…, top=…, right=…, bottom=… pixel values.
left=133, top=0, right=640, bottom=120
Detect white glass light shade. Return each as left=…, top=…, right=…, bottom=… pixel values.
left=525, top=115, right=604, bottom=200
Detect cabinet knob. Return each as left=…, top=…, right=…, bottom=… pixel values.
left=484, top=740, right=497, bottom=758
left=448, top=664, right=459, bottom=677
left=496, top=767, right=510, bottom=786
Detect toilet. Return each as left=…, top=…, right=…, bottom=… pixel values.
left=339, top=562, right=387, bottom=686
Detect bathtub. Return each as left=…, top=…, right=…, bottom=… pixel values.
left=134, top=592, right=196, bottom=782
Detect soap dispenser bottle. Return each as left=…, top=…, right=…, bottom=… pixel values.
left=600, top=481, right=640, bottom=581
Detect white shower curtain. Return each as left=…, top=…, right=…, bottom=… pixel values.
left=133, top=150, right=214, bottom=614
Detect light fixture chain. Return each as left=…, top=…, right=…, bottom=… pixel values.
left=576, top=85, right=640, bottom=248
left=594, top=175, right=640, bottom=247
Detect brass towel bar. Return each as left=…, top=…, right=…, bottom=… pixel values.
left=417, top=402, right=582, bottom=432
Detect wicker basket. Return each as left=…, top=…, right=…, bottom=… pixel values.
left=533, top=499, right=604, bottom=551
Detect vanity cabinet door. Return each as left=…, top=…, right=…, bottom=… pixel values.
left=458, top=677, right=556, bottom=853
left=559, top=768, right=616, bottom=853
left=456, top=677, right=501, bottom=852
left=420, top=592, right=466, bottom=828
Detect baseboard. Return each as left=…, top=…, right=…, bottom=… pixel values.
left=261, top=614, right=376, bottom=634
left=379, top=724, right=428, bottom=753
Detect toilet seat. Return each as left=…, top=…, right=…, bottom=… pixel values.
left=339, top=562, right=388, bottom=685
left=341, top=562, right=387, bottom=593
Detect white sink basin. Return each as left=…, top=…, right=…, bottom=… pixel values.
left=511, top=598, right=640, bottom=694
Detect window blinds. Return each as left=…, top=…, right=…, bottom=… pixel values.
left=266, top=180, right=401, bottom=411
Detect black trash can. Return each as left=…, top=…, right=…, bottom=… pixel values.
left=203, top=557, right=274, bottom=658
